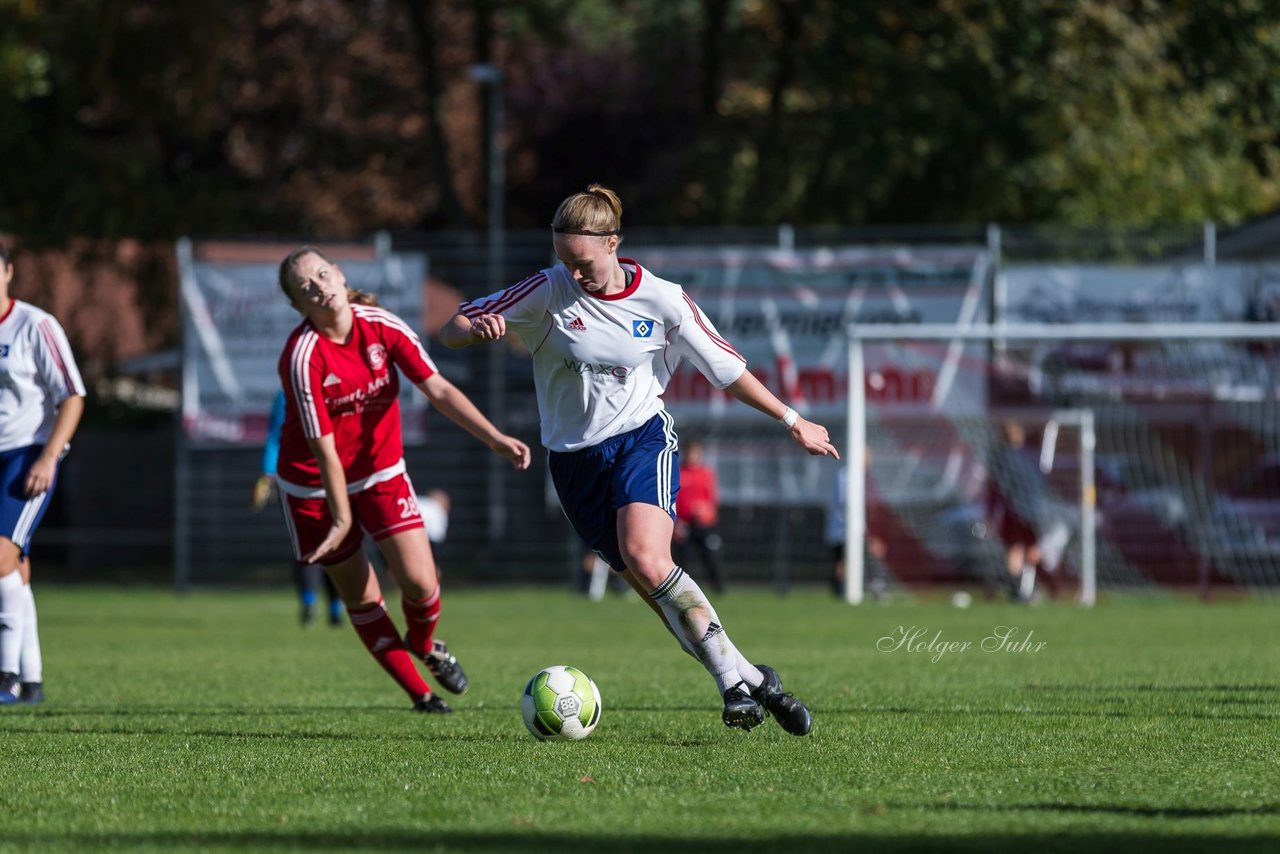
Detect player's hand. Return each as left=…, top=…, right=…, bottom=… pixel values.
left=469, top=313, right=507, bottom=342
left=304, top=516, right=352, bottom=564
left=251, top=475, right=277, bottom=510
left=791, top=416, right=841, bottom=460
left=23, top=455, right=58, bottom=497
left=492, top=434, right=532, bottom=470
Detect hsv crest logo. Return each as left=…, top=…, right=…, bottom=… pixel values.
left=366, top=343, right=387, bottom=370
left=632, top=319, right=654, bottom=338
left=566, top=316, right=586, bottom=332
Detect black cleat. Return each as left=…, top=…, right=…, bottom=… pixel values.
left=300, top=602, right=316, bottom=627
left=420, top=639, right=469, bottom=695
left=751, top=664, right=812, bottom=736
left=18, top=682, right=44, bottom=705
left=0, top=672, right=19, bottom=706
left=412, top=693, right=453, bottom=714
left=722, top=683, right=765, bottom=731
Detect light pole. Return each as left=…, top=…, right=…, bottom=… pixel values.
left=469, top=63, right=507, bottom=541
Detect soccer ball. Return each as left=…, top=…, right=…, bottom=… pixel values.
left=520, top=665, right=602, bottom=741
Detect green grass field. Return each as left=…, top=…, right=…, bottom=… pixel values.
left=1, top=587, right=1277, bottom=853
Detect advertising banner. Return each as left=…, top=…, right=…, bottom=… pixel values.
left=630, top=246, right=991, bottom=421
left=997, top=264, right=1280, bottom=324
left=999, top=264, right=1280, bottom=401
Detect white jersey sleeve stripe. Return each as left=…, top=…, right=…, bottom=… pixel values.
left=464, top=273, right=547, bottom=317
left=682, top=293, right=745, bottom=362
left=289, top=331, right=324, bottom=438
left=37, top=318, right=87, bottom=397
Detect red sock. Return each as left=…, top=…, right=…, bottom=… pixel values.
left=348, top=600, right=431, bottom=700
left=402, top=588, right=441, bottom=656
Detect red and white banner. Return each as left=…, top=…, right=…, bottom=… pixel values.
left=630, top=246, right=990, bottom=421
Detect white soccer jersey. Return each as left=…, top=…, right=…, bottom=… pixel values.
left=0, top=300, right=86, bottom=453
left=461, top=258, right=746, bottom=452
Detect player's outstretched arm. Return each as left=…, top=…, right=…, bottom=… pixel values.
left=417, top=374, right=531, bottom=470
left=724, top=371, right=840, bottom=460
left=440, top=312, right=506, bottom=349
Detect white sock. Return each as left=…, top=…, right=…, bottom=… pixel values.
left=649, top=567, right=761, bottom=694
left=19, top=583, right=41, bottom=684
left=1019, top=566, right=1037, bottom=601
left=736, top=652, right=763, bottom=690
left=0, top=571, right=25, bottom=675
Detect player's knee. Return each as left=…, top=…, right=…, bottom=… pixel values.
left=621, top=550, right=675, bottom=588
left=0, top=538, right=22, bottom=577
left=397, top=575, right=436, bottom=601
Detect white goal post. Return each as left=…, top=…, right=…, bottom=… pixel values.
left=843, top=322, right=1280, bottom=605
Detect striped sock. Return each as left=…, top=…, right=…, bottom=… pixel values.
left=649, top=566, right=761, bottom=694
left=401, top=588, right=441, bottom=657
left=348, top=600, right=431, bottom=700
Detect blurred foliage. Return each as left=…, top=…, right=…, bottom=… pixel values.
left=0, top=0, right=1277, bottom=239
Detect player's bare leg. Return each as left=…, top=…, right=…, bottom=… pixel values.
left=378, top=530, right=467, bottom=695
left=323, top=551, right=382, bottom=608
left=618, top=502, right=788, bottom=731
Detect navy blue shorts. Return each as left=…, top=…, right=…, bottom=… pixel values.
left=548, top=412, right=680, bottom=572
left=0, top=445, right=58, bottom=555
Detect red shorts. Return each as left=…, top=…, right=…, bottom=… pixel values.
left=281, top=472, right=425, bottom=565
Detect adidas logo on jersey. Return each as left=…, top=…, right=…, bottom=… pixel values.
left=323, top=373, right=342, bottom=387
left=566, top=316, right=586, bottom=331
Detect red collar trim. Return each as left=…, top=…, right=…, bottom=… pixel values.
left=0, top=299, right=16, bottom=327
left=588, top=259, right=643, bottom=301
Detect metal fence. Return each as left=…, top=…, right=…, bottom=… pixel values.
left=33, top=222, right=1280, bottom=587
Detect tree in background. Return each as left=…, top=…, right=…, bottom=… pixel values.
left=1009, top=0, right=1280, bottom=224
left=1, top=0, right=1278, bottom=240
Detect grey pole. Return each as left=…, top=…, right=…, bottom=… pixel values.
left=174, top=238, right=195, bottom=593
left=470, top=64, right=507, bottom=540
left=845, top=338, right=866, bottom=604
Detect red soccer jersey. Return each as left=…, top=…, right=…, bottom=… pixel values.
left=676, top=463, right=719, bottom=526
left=276, top=304, right=437, bottom=494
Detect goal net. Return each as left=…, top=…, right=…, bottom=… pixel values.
left=844, top=322, right=1280, bottom=604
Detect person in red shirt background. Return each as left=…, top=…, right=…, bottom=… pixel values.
left=276, top=246, right=530, bottom=713
left=674, top=438, right=727, bottom=592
